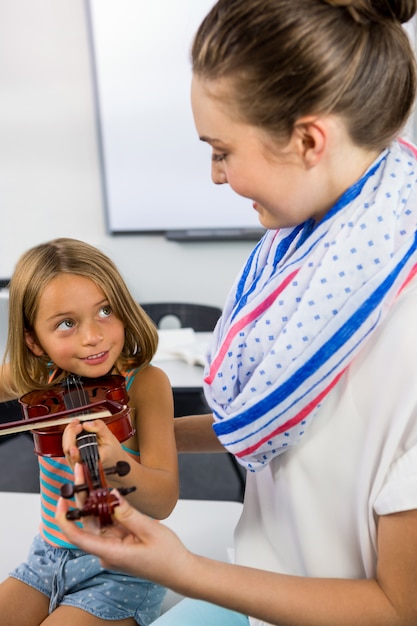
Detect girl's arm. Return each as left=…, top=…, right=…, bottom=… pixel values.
left=121, top=364, right=178, bottom=518
left=56, top=497, right=417, bottom=626
left=63, top=365, right=178, bottom=520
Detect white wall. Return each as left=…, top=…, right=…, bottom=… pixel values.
left=0, top=0, right=254, bottom=308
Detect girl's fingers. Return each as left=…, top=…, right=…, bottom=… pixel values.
left=62, top=418, right=83, bottom=461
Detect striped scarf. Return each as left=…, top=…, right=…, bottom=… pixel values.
left=203, top=139, right=417, bottom=471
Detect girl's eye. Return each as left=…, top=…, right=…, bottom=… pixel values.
left=57, top=319, right=75, bottom=331
left=99, top=305, right=112, bottom=318
left=212, top=152, right=227, bottom=163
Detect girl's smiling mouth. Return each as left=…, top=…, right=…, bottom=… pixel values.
left=81, top=351, right=108, bottom=364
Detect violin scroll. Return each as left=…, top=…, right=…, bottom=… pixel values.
left=61, top=429, right=137, bottom=527
left=63, top=485, right=136, bottom=523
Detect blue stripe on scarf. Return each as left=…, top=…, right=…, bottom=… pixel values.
left=232, top=226, right=303, bottom=319
left=323, top=152, right=386, bottom=222
left=214, top=230, right=417, bottom=439
left=231, top=154, right=386, bottom=322
left=214, top=316, right=380, bottom=448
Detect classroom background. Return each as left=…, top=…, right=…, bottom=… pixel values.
left=0, top=0, right=256, bottom=308
left=0, top=0, right=416, bottom=504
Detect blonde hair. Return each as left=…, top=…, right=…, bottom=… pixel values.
left=192, top=0, right=417, bottom=150
left=5, top=238, right=158, bottom=395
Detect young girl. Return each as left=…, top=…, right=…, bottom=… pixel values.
left=57, top=1, right=417, bottom=625
left=0, top=237, right=178, bottom=626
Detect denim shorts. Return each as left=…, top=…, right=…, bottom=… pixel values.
left=10, top=534, right=166, bottom=625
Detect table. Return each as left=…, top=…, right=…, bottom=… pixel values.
left=152, top=330, right=211, bottom=417
left=152, top=329, right=211, bottom=390
left=0, top=492, right=242, bottom=611
left=154, top=358, right=205, bottom=391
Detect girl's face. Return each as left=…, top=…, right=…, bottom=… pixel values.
left=191, top=76, right=331, bottom=228
left=25, top=273, right=125, bottom=378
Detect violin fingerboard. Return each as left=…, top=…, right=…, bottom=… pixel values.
left=63, top=388, right=90, bottom=416
left=77, top=430, right=101, bottom=487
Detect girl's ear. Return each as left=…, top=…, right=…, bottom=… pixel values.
left=292, top=116, right=327, bottom=168
left=25, top=331, right=45, bottom=357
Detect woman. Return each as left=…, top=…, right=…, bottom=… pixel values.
left=57, top=1, right=417, bottom=624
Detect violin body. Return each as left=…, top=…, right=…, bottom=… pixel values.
left=19, top=374, right=135, bottom=457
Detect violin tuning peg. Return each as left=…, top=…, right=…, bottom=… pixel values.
left=60, top=482, right=88, bottom=499
left=66, top=508, right=82, bottom=521
left=60, top=483, right=75, bottom=499
left=104, top=461, right=131, bottom=477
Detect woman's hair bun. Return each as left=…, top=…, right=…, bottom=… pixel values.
left=325, top=0, right=417, bottom=24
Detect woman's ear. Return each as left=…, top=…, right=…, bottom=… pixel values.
left=292, top=116, right=327, bottom=168
left=25, top=330, right=45, bottom=357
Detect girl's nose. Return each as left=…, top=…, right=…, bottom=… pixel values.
left=81, top=322, right=103, bottom=346
left=211, top=161, right=227, bottom=185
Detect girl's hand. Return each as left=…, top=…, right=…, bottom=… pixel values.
left=62, top=418, right=126, bottom=471
left=62, top=418, right=83, bottom=467
left=56, top=493, right=194, bottom=588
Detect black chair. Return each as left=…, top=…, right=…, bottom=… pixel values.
left=141, top=302, right=246, bottom=502
left=0, top=400, right=40, bottom=492
left=141, top=302, right=221, bottom=332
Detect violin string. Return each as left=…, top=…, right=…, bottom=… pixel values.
left=63, top=375, right=101, bottom=487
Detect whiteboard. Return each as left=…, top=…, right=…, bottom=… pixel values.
left=87, top=0, right=264, bottom=238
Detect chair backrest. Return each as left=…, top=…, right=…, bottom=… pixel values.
left=141, top=302, right=222, bottom=332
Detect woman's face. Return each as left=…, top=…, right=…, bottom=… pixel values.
left=191, top=76, right=332, bottom=228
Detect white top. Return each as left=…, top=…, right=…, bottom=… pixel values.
left=234, top=280, right=417, bottom=626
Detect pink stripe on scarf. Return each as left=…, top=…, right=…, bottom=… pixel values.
left=234, top=263, right=417, bottom=459
left=235, top=367, right=347, bottom=458
left=399, top=137, right=417, bottom=157
left=204, top=267, right=300, bottom=385
left=397, top=263, right=417, bottom=295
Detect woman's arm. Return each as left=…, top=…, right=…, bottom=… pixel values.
left=175, top=413, right=225, bottom=452
left=56, top=495, right=417, bottom=626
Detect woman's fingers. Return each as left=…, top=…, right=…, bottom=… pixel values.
left=58, top=494, right=156, bottom=553
left=56, top=493, right=138, bottom=559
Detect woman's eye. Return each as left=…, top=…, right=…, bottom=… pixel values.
left=212, top=152, right=226, bottom=163
left=57, top=319, right=75, bottom=331
left=99, top=305, right=112, bottom=318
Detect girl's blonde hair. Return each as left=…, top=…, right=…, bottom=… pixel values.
left=192, top=0, right=417, bottom=150
left=5, top=238, right=158, bottom=395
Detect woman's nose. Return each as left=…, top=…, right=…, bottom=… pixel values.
left=211, top=161, right=227, bottom=185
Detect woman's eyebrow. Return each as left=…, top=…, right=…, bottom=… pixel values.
left=199, top=135, right=223, bottom=145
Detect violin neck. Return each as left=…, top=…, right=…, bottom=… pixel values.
left=76, top=430, right=101, bottom=487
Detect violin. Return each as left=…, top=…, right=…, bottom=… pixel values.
left=17, top=374, right=136, bottom=528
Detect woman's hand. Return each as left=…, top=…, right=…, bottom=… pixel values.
left=56, top=492, right=194, bottom=588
